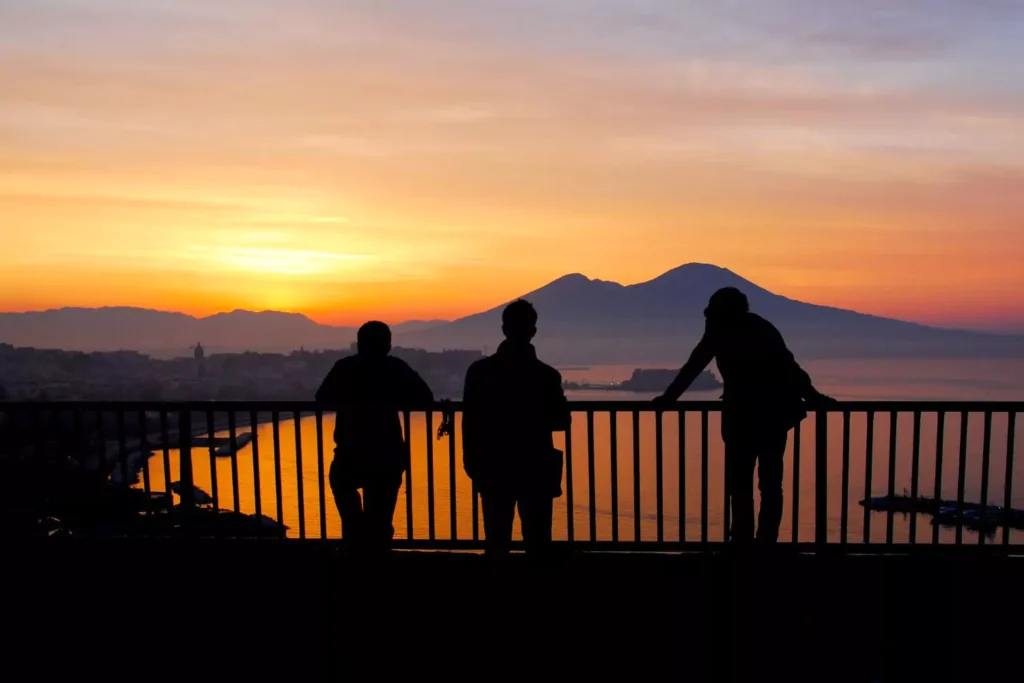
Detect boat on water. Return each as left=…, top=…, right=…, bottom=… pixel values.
left=860, top=494, right=1024, bottom=531
left=169, top=481, right=214, bottom=505
left=213, top=431, right=254, bottom=457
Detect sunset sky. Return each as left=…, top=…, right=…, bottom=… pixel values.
left=2, top=1, right=1024, bottom=331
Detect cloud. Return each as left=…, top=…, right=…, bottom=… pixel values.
left=1, top=0, right=1023, bottom=327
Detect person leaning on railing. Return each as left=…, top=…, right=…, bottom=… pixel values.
left=654, top=287, right=837, bottom=544
left=316, top=321, right=434, bottom=550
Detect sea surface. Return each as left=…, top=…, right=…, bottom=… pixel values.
left=137, top=358, right=1024, bottom=543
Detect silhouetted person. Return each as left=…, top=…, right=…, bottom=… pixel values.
left=462, top=300, right=571, bottom=557
left=317, top=321, right=433, bottom=548
left=654, top=287, right=836, bottom=543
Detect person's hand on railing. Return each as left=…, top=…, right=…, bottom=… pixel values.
left=806, top=391, right=839, bottom=410
left=436, top=399, right=455, bottom=440
left=652, top=393, right=675, bottom=410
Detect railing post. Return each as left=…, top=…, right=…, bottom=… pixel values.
left=178, top=410, right=195, bottom=509
left=815, top=410, right=828, bottom=546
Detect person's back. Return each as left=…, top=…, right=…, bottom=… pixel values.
left=711, top=311, right=809, bottom=425
left=463, top=343, right=567, bottom=492
left=461, top=300, right=570, bottom=556
left=318, top=353, right=430, bottom=473
left=316, top=321, right=433, bottom=546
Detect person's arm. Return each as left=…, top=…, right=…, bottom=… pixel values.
left=790, top=355, right=835, bottom=405
left=548, top=371, right=572, bottom=432
left=784, top=350, right=816, bottom=399
left=772, top=330, right=836, bottom=405
left=397, top=360, right=435, bottom=409
left=460, top=365, right=482, bottom=480
left=314, top=362, right=345, bottom=403
left=656, top=326, right=717, bottom=403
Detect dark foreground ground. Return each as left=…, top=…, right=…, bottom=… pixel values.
left=8, top=542, right=1022, bottom=682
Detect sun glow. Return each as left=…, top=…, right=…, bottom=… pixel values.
left=188, top=246, right=375, bottom=277
left=2, top=2, right=1024, bottom=329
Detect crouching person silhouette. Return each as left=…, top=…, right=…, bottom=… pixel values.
left=316, top=321, right=433, bottom=550
left=462, top=300, right=571, bottom=558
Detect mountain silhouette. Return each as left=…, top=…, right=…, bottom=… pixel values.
left=1, top=264, right=1021, bottom=362
left=396, top=264, right=1024, bottom=363
left=0, top=307, right=356, bottom=356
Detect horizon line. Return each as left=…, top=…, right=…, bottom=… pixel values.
left=1, top=259, right=1023, bottom=335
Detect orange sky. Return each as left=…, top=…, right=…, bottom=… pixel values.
left=2, top=2, right=1024, bottom=331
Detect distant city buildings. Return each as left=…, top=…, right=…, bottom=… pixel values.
left=0, top=342, right=481, bottom=401
left=194, top=342, right=206, bottom=379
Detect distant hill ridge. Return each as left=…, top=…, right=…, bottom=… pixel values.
left=398, top=263, right=1023, bottom=362
left=1, top=264, right=1021, bottom=362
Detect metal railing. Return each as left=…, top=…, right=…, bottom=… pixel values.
left=1, top=400, right=1021, bottom=551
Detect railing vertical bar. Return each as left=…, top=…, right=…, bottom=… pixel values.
left=95, top=410, right=105, bottom=480
left=313, top=411, right=325, bottom=539
left=655, top=411, right=665, bottom=543
left=228, top=411, right=241, bottom=515
left=932, top=412, right=946, bottom=545
left=403, top=410, right=413, bottom=540
left=587, top=410, right=597, bottom=542
left=138, top=411, right=152, bottom=497
left=978, top=411, right=993, bottom=546
left=678, top=409, right=686, bottom=545
left=632, top=410, right=641, bottom=543
left=815, top=410, right=828, bottom=546
left=159, top=410, right=172, bottom=511
left=700, top=410, right=709, bottom=544
left=55, top=408, right=64, bottom=461
left=448, top=409, right=458, bottom=541
left=252, top=410, right=264, bottom=528
left=31, top=406, right=42, bottom=462
left=610, top=411, right=619, bottom=543
left=1003, top=412, right=1017, bottom=546
left=956, top=412, right=968, bottom=545
left=886, top=411, right=898, bottom=545
left=909, top=411, right=922, bottom=544
left=863, top=411, right=875, bottom=543
left=116, top=409, right=128, bottom=493
left=840, top=411, right=851, bottom=544
left=723, top=421, right=730, bottom=543
left=566, top=412, right=576, bottom=543
left=72, top=407, right=83, bottom=470
left=272, top=412, right=284, bottom=527
left=147, top=411, right=160, bottom=528
left=293, top=410, right=306, bottom=540
left=178, top=410, right=194, bottom=510
left=425, top=411, right=436, bottom=541
left=52, top=408, right=62, bottom=461
left=793, top=421, right=801, bottom=543
left=472, top=482, right=480, bottom=542
left=206, top=411, right=220, bottom=514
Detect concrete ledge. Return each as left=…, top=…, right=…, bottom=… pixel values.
left=8, top=542, right=1022, bottom=681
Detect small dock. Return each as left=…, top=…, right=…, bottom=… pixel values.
left=861, top=495, right=1024, bottom=532
left=108, top=431, right=254, bottom=484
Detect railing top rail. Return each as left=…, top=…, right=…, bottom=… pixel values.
left=3, top=399, right=1023, bottom=412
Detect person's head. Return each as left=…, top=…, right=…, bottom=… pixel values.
left=356, top=321, right=392, bottom=357
left=501, top=299, right=538, bottom=344
left=704, top=287, right=749, bottom=323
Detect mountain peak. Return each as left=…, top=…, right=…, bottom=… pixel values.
left=656, top=262, right=736, bottom=279
left=206, top=309, right=316, bottom=322
left=634, top=263, right=751, bottom=293
left=550, top=273, right=590, bottom=285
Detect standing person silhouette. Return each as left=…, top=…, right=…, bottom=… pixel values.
left=462, top=300, right=571, bottom=557
left=316, top=321, right=433, bottom=549
left=654, top=287, right=836, bottom=543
